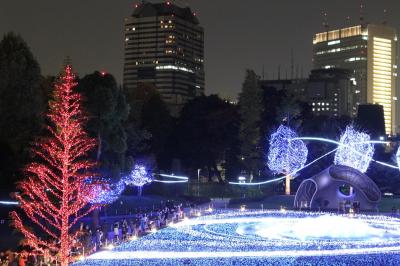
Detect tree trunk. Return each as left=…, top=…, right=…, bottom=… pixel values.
left=213, top=162, right=224, bottom=183
left=207, top=166, right=212, bottom=182
left=92, top=132, right=102, bottom=228
left=285, top=175, right=291, bottom=195
left=96, top=133, right=102, bottom=161
left=92, top=208, right=99, bottom=229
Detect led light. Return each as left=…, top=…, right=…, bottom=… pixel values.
left=79, top=210, right=400, bottom=265
left=396, top=147, right=400, bottom=170
left=267, top=125, right=308, bottom=177
left=334, top=126, right=374, bottom=173
left=0, top=201, right=19, bottom=205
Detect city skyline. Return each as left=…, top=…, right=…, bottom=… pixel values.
left=0, top=0, right=399, bottom=99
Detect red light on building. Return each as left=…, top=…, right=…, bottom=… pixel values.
left=101, top=71, right=107, bottom=76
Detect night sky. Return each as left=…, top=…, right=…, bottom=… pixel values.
left=1, top=0, right=399, bottom=99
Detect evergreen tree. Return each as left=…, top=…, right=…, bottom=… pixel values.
left=238, top=69, right=264, bottom=179
left=0, top=32, right=46, bottom=186
left=175, top=95, right=238, bottom=182
left=77, top=72, right=129, bottom=177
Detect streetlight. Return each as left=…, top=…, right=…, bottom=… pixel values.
left=197, top=169, right=201, bottom=196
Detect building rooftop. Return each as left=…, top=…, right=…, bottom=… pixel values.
left=131, top=1, right=199, bottom=24
left=313, top=23, right=397, bottom=44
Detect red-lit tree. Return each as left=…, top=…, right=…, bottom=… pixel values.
left=11, top=65, right=97, bottom=266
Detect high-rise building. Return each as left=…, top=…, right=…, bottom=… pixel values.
left=260, top=68, right=354, bottom=118
left=124, top=1, right=205, bottom=115
left=313, top=24, right=398, bottom=135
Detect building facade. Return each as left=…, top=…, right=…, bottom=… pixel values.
left=313, top=24, right=398, bottom=135
left=260, top=68, right=354, bottom=118
left=124, top=1, right=205, bottom=115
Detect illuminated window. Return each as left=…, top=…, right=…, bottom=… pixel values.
left=328, top=40, right=341, bottom=46
left=372, top=36, right=393, bottom=134
left=340, top=25, right=362, bottom=38
left=328, top=30, right=340, bottom=40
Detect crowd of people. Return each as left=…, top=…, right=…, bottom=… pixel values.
left=72, top=202, right=191, bottom=257
left=0, top=201, right=203, bottom=266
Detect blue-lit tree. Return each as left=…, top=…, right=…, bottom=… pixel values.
left=89, top=178, right=126, bottom=205
left=124, top=164, right=153, bottom=196
left=334, top=126, right=374, bottom=173
left=267, top=125, right=308, bottom=195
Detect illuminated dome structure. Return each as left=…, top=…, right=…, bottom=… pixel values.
left=294, top=165, right=381, bottom=211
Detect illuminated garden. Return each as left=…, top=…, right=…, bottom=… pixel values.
left=72, top=124, right=400, bottom=265
left=75, top=210, right=400, bottom=265
left=1, top=8, right=400, bottom=264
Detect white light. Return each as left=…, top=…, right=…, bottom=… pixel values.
left=0, top=201, right=19, bottom=205
left=156, top=65, right=194, bottom=73
left=334, top=126, right=374, bottom=173
left=83, top=210, right=400, bottom=264
left=328, top=40, right=341, bottom=46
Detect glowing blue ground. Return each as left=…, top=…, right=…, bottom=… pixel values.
left=75, top=210, right=400, bottom=265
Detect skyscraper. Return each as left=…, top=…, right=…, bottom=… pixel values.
left=123, top=1, right=205, bottom=115
left=313, top=24, right=398, bottom=134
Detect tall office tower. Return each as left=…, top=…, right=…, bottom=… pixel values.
left=313, top=24, right=398, bottom=135
left=124, top=1, right=205, bottom=115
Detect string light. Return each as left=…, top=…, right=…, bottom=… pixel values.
left=232, top=127, right=397, bottom=186
left=334, top=126, right=374, bottom=173
left=397, top=146, right=400, bottom=170
left=89, top=179, right=126, bottom=205
left=76, top=210, right=400, bottom=265
left=11, top=65, right=97, bottom=266
left=124, top=164, right=153, bottom=196
left=267, top=125, right=308, bottom=176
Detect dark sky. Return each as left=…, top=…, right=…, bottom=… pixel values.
left=1, top=0, right=399, bottom=99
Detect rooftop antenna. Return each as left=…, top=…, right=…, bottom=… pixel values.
left=63, top=55, right=71, bottom=66
left=346, top=15, right=351, bottom=26
left=290, top=49, right=294, bottom=80
left=300, top=65, right=304, bottom=79
left=359, top=1, right=365, bottom=25
left=262, top=64, right=265, bottom=80
left=278, top=65, right=281, bottom=80
left=322, top=10, right=329, bottom=32
left=383, top=8, right=388, bottom=25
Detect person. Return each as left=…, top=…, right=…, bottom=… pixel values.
left=8, top=253, right=17, bottom=266
left=96, top=228, right=103, bottom=248
left=122, top=220, right=128, bottom=241
left=18, top=253, right=26, bottom=266
left=140, top=215, right=145, bottom=233
left=113, top=222, right=120, bottom=242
